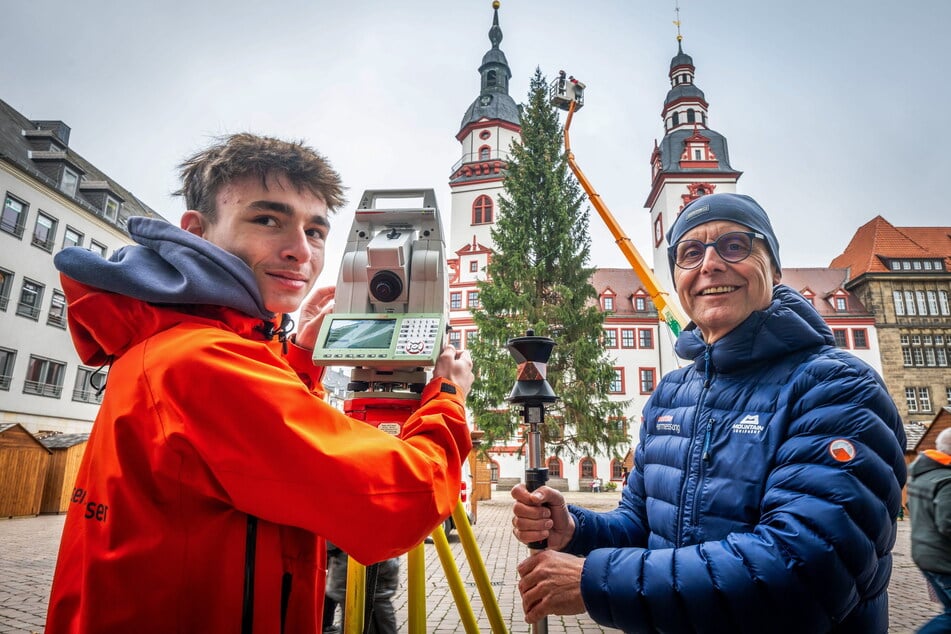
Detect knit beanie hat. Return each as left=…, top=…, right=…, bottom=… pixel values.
left=665, top=193, right=781, bottom=282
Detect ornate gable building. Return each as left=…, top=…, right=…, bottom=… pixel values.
left=831, top=216, right=951, bottom=425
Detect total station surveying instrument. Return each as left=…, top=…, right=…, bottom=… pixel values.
left=312, top=189, right=507, bottom=634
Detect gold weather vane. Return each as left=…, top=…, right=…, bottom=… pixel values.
left=493, top=0, right=500, bottom=9
left=674, top=0, right=683, bottom=43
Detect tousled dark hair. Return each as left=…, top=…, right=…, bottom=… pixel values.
left=175, top=133, right=346, bottom=220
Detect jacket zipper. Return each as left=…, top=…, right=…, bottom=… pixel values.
left=242, top=515, right=258, bottom=634
left=675, top=344, right=714, bottom=547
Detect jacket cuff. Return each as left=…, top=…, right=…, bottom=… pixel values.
left=420, top=377, right=465, bottom=408
left=286, top=337, right=326, bottom=390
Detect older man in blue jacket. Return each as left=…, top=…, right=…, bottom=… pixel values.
left=512, top=193, right=907, bottom=633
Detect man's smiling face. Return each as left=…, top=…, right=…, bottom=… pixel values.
left=673, top=220, right=779, bottom=344
left=180, top=172, right=330, bottom=314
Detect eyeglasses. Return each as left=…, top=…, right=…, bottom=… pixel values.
left=670, top=231, right=765, bottom=270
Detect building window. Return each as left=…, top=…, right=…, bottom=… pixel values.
left=464, top=330, right=477, bottom=348
left=621, top=329, right=636, bottom=348
left=60, top=168, right=79, bottom=196
left=47, top=290, right=67, bottom=328
left=916, top=291, right=928, bottom=315
left=834, top=297, right=847, bottom=311
left=450, top=292, right=462, bottom=310
left=609, top=368, right=624, bottom=394
left=1, top=194, right=28, bottom=238
left=913, top=348, right=925, bottom=366
left=906, top=387, right=918, bottom=412
left=920, top=387, right=933, bottom=413
left=602, top=296, right=614, bottom=311
left=16, top=279, right=44, bottom=320
left=947, top=387, right=951, bottom=404
left=580, top=458, right=595, bottom=479
left=603, top=329, right=618, bottom=348
left=546, top=457, right=562, bottom=478
left=940, top=291, right=950, bottom=315
left=90, top=240, right=107, bottom=257
left=905, top=291, right=917, bottom=316
left=638, top=329, right=654, bottom=349
left=104, top=196, right=120, bottom=222
left=902, top=347, right=913, bottom=366
left=928, top=291, right=939, bottom=315
left=634, top=296, right=647, bottom=311
left=467, top=290, right=480, bottom=308
left=448, top=330, right=462, bottom=350
left=0, top=347, right=15, bottom=391
left=900, top=334, right=910, bottom=345
left=73, top=366, right=105, bottom=404
left=0, top=268, right=12, bottom=312
left=24, top=355, right=66, bottom=398
left=926, top=348, right=937, bottom=366
left=469, top=260, right=478, bottom=273
left=472, top=195, right=493, bottom=225
left=31, top=212, right=58, bottom=252
left=832, top=329, right=849, bottom=348
left=63, top=226, right=83, bottom=249
left=893, top=291, right=905, bottom=316
left=852, top=329, right=868, bottom=349
left=639, top=368, right=656, bottom=394
left=937, top=348, right=948, bottom=367
left=478, top=145, right=491, bottom=160
left=489, top=461, right=499, bottom=483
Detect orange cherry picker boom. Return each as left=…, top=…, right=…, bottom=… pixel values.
left=549, top=72, right=686, bottom=337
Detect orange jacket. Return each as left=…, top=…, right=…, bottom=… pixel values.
left=46, top=277, right=471, bottom=633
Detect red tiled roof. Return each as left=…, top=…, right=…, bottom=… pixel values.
left=830, top=216, right=951, bottom=277
left=779, top=268, right=871, bottom=317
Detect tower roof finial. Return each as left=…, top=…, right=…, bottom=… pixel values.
left=489, top=1, right=502, bottom=49
left=673, top=0, right=683, bottom=52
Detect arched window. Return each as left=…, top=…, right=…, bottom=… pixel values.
left=547, top=457, right=562, bottom=478
left=472, top=195, right=493, bottom=225
left=580, top=457, right=595, bottom=478
left=490, top=461, right=500, bottom=483
left=486, top=70, right=497, bottom=87
left=672, top=112, right=680, bottom=126
left=478, top=145, right=491, bottom=160
left=687, top=108, right=696, bottom=123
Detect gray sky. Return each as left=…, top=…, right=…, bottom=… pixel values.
left=4, top=1, right=948, bottom=287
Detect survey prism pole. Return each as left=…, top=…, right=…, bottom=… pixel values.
left=507, top=330, right=559, bottom=634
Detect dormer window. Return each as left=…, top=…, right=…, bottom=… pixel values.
left=104, top=196, right=119, bottom=222
left=835, top=297, right=847, bottom=311
left=60, top=167, right=79, bottom=197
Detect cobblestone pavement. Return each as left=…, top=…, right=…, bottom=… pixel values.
left=0, top=491, right=941, bottom=633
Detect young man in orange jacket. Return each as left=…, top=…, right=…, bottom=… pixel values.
left=46, top=133, right=473, bottom=633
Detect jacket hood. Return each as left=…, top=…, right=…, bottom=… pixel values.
left=54, top=217, right=285, bottom=365
left=911, top=450, right=951, bottom=477
left=675, top=284, right=834, bottom=373
left=54, top=217, right=273, bottom=320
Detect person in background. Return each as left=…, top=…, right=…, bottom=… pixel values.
left=45, top=133, right=473, bottom=633
left=908, top=427, right=951, bottom=633
left=511, top=193, right=906, bottom=633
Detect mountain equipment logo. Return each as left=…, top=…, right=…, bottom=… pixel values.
left=731, top=414, right=763, bottom=434
left=829, top=439, right=856, bottom=462
left=655, top=414, right=680, bottom=434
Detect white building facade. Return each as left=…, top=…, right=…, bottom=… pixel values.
left=0, top=98, right=166, bottom=436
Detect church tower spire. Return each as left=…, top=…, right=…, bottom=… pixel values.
left=645, top=12, right=743, bottom=294
left=447, top=1, right=521, bottom=311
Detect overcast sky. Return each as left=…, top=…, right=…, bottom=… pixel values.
left=4, top=0, right=948, bottom=287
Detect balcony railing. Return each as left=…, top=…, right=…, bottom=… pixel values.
left=16, top=303, right=41, bottom=320
left=0, top=374, right=11, bottom=390
left=24, top=380, right=63, bottom=398
left=72, top=388, right=103, bottom=404
left=450, top=149, right=513, bottom=175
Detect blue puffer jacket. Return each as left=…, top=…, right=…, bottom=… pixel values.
left=565, top=285, right=906, bottom=633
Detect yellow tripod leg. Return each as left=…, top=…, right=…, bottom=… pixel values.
left=344, top=556, right=366, bottom=634
left=407, top=544, right=426, bottom=634
left=432, top=522, right=481, bottom=633
left=452, top=503, right=508, bottom=633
